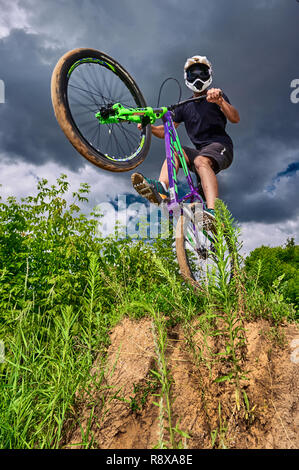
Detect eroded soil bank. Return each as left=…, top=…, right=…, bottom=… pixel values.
left=64, top=317, right=299, bottom=449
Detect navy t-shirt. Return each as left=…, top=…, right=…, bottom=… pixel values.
left=173, top=92, right=233, bottom=150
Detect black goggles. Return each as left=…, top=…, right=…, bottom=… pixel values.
left=186, top=64, right=211, bottom=82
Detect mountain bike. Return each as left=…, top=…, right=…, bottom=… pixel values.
left=51, top=48, right=234, bottom=287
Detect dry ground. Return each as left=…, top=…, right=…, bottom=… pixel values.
left=63, top=317, right=299, bottom=449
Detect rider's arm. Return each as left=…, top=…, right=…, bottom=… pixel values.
left=218, top=99, right=240, bottom=124
left=150, top=122, right=180, bottom=139
left=206, top=88, right=240, bottom=123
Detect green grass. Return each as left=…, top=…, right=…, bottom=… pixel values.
left=0, top=176, right=297, bottom=449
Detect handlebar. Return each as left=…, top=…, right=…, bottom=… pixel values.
left=96, top=93, right=210, bottom=126
left=140, top=95, right=207, bottom=122
left=167, top=93, right=207, bottom=111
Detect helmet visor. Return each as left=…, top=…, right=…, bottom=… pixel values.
left=186, top=63, right=211, bottom=83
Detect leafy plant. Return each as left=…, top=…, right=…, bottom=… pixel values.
left=206, top=200, right=247, bottom=408
left=245, top=238, right=298, bottom=310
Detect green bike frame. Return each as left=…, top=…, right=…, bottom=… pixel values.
left=97, top=99, right=214, bottom=244
left=96, top=101, right=205, bottom=209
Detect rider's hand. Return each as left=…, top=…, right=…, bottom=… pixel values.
left=206, top=88, right=223, bottom=106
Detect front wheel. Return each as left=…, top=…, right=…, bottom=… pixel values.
left=51, top=48, right=151, bottom=172
left=175, top=203, right=234, bottom=289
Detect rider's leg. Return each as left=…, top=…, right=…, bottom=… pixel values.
left=131, top=150, right=191, bottom=205
left=159, top=150, right=191, bottom=189
left=193, top=155, right=218, bottom=209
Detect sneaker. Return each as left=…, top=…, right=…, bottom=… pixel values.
left=205, top=208, right=215, bottom=217
left=131, top=172, right=169, bottom=205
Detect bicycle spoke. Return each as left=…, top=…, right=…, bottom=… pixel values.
left=115, top=123, right=138, bottom=154
left=68, top=83, right=110, bottom=104
left=66, top=59, right=144, bottom=161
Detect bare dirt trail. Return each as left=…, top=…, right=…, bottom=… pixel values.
left=65, top=317, right=299, bottom=449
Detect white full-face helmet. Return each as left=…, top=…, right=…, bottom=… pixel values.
left=184, top=55, right=212, bottom=93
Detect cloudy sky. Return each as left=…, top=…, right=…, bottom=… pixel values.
left=0, top=0, right=298, bottom=254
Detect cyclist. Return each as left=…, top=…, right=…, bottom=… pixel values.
left=131, top=55, right=240, bottom=218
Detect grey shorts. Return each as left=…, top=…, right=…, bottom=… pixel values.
left=181, top=142, right=233, bottom=175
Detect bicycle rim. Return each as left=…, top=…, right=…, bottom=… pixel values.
left=51, top=49, right=151, bottom=170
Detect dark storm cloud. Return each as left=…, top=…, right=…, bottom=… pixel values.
left=0, top=0, right=298, bottom=227
left=0, top=29, right=84, bottom=169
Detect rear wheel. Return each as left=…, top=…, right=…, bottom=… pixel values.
left=175, top=203, right=234, bottom=288
left=51, top=48, right=151, bottom=172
